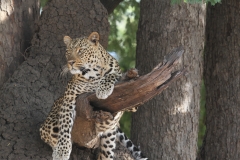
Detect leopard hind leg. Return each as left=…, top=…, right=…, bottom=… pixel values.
left=98, top=127, right=117, bottom=160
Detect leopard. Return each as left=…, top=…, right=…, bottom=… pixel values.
left=96, top=111, right=148, bottom=160
left=40, top=32, right=148, bottom=160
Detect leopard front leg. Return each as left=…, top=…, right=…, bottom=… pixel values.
left=96, top=74, right=120, bottom=99
left=52, top=137, right=72, bottom=160
left=52, top=104, right=75, bottom=160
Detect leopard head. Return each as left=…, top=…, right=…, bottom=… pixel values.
left=62, top=32, right=100, bottom=75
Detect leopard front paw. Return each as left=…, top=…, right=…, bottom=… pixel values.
left=52, top=150, right=70, bottom=160
left=96, top=84, right=114, bottom=99
left=52, top=143, right=71, bottom=160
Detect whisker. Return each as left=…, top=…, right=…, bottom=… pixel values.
left=60, top=65, right=69, bottom=78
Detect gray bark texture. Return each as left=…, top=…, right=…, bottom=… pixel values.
left=131, top=1, right=206, bottom=159
left=0, top=0, right=111, bottom=159
left=198, top=1, right=240, bottom=160
left=0, top=0, right=40, bottom=87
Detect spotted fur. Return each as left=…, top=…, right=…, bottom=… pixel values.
left=96, top=112, right=148, bottom=160
left=116, top=128, right=148, bottom=160
left=40, top=32, right=147, bottom=160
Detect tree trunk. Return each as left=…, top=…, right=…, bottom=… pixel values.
left=0, top=0, right=40, bottom=87
left=132, top=1, right=205, bottom=159
left=0, top=0, right=110, bottom=159
left=198, top=1, right=240, bottom=160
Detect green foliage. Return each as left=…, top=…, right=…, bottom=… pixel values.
left=206, top=0, right=221, bottom=5
left=108, top=0, right=140, bottom=71
left=107, top=0, right=140, bottom=136
left=119, top=112, right=132, bottom=137
left=198, top=81, right=206, bottom=148
left=40, top=0, right=48, bottom=8
left=171, top=0, right=221, bottom=5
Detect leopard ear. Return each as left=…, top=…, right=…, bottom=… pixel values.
left=88, top=32, right=99, bottom=46
left=63, top=36, right=72, bottom=46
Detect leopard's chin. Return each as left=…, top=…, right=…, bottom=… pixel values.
left=70, top=69, right=81, bottom=74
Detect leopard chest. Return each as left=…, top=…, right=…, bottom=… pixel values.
left=80, top=56, right=109, bottom=80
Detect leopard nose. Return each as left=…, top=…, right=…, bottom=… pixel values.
left=68, top=60, right=75, bottom=66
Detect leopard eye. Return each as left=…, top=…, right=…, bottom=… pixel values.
left=76, top=48, right=81, bottom=54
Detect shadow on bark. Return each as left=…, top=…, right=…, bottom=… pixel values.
left=0, top=1, right=39, bottom=87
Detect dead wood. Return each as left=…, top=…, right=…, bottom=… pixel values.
left=71, top=47, right=186, bottom=148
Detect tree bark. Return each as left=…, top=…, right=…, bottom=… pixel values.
left=132, top=1, right=205, bottom=159
left=0, top=0, right=110, bottom=159
left=198, top=1, right=240, bottom=160
left=0, top=0, right=40, bottom=87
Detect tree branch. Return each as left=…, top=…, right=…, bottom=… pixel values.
left=71, top=47, right=186, bottom=148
